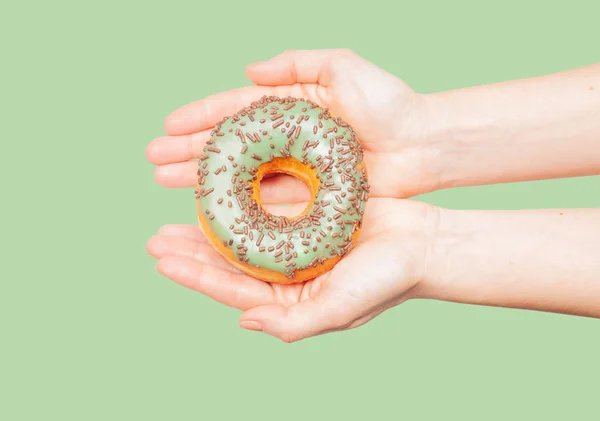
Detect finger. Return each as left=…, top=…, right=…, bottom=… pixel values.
left=147, top=235, right=235, bottom=272
left=156, top=256, right=274, bottom=310
left=154, top=163, right=312, bottom=204
left=259, top=174, right=311, bottom=204
left=164, top=85, right=293, bottom=136
left=152, top=200, right=405, bottom=246
left=146, top=131, right=211, bottom=165
left=239, top=234, right=412, bottom=342
left=238, top=292, right=352, bottom=343
left=245, top=49, right=355, bottom=86
left=154, top=161, right=198, bottom=188
left=262, top=202, right=310, bottom=216
left=157, top=224, right=207, bottom=242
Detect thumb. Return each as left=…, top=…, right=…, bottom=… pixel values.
left=245, top=48, right=357, bottom=87
left=239, top=291, right=354, bottom=343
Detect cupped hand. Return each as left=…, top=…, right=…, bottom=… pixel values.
left=146, top=199, right=439, bottom=342
left=146, top=49, right=440, bottom=201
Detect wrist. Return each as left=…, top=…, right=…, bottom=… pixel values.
left=421, top=87, right=518, bottom=191
left=390, top=91, right=466, bottom=196
left=390, top=93, right=447, bottom=196
left=386, top=200, right=447, bottom=301
left=414, top=206, right=466, bottom=301
left=419, top=92, right=464, bottom=192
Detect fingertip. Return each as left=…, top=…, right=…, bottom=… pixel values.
left=156, top=224, right=182, bottom=236
left=145, top=141, right=156, bottom=163
left=153, top=161, right=199, bottom=189
left=245, top=60, right=272, bottom=84
left=245, top=61, right=263, bottom=75
left=164, top=108, right=186, bottom=136
left=155, top=257, right=180, bottom=280
left=240, top=305, right=291, bottom=339
left=155, top=255, right=178, bottom=277
left=158, top=224, right=206, bottom=243
left=146, top=235, right=161, bottom=257
left=153, top=164, right=178, bottom=187
left=153, top=166, right=167, bottom=186
left=239, top=320, right=263, bottom=331
left=155, top=256, right=166, bottom=273
left=145, top=137, right=163, bottom=163
left=241, top=304, right=282, bottom=323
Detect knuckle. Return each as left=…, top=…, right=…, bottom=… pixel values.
left=279, top=332, right=299, bottom=343
left=335, top=48, right=355, bottom=58
left=290, top=59, right=300, bottom=83
left=200, top=102, right=211, bottom=126
left=327, top=49, right=357, bottom=75
left=187, top=134, right=196, bottom=159
left=230, top=286, right=248, bottom=309
left=276, top=320, right=302, bottom=343
left=331, top=313, right=354, bottom=331
left=299, top=83, right=312, bottom=100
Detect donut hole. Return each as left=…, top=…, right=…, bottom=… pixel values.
left=259, top=173, right=312, bottom=216
left=253, top=157, right=319, bottom=219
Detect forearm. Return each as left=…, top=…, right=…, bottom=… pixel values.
left=424, top=64, right=600, bottom=189
left=421, top=208, right=600, bottom=318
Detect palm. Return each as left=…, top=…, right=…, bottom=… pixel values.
left=146, top=49, right=435, bottom=201
left=318, top=53, right=421, bottom=154
left=147, top=199, right=434, bottom=342
left=147, top=50, right=437, bottom=341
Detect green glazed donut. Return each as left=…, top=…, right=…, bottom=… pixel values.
left=195, top=96, right=369, bottom=284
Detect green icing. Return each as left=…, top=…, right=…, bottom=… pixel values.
left=196, top=96, right=369, bottom=278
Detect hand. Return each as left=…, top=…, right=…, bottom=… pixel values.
left=146, top=199, right=439, bottom=342
left=146, top=49, right=440, bottom=201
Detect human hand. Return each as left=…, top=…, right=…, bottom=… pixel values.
left=146, top=199, right=439, bottom=342
left=146, top=49, right=440, bottom=201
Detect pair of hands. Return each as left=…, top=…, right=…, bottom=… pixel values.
left=146, top=49, right=443, bottom=342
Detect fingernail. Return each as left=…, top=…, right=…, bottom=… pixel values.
left=239, top=320, right=262, bottom=331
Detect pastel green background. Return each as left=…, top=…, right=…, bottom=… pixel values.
left=1, top=0, right=598, bottom=419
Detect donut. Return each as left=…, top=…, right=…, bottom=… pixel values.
left=195, top=96, right=369, bottom=284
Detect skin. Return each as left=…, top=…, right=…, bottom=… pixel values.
left=146, top=49, right=600, bottom=342
left=426, top=63, right=600, bottom=187
left=423, top=209, right=600, bottom=318
left=147, top=199, right=437, bottom=342
left=146, top=49, right=437, bottom=200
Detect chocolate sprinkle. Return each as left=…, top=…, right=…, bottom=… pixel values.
left=195, top=95, right=369, bottom=279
